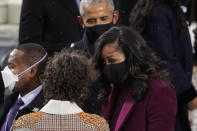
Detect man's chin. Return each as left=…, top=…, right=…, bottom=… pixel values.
left=12, top=87, right=19, bottom=93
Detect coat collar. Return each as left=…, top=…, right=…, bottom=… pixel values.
left=102, top=86, right=136, bottom=131
left=40, top=100, right=83, bottom=115
left=19, top=85, right=43, bottom=110
left=101, top=86, right=117, bottom=120
left=83, top=33, right=95, bottom=56
left=72, top=33, right=94, bottom=57
left=24, top=90, right=44, bottom=112
left=115, top=91, right=136, bottom=130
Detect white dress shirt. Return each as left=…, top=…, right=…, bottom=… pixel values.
left=18, top=85, right=43, bottom=110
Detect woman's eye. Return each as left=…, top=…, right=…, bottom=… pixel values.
left=108, top=58, right=115, bottom=63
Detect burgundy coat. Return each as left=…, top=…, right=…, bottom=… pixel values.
left=102, top=77, right=177, bottom=131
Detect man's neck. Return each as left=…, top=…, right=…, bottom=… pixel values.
left=20, top=82, right=41, bottom=97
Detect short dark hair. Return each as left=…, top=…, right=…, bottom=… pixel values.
left=94, top=26, right=173, bottom=101
left=16, top=43, right=47, bottom=76
left=42, top=49, right=96, bottom=106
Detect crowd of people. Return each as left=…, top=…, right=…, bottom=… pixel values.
left=0, top=0, right=197, bottom=131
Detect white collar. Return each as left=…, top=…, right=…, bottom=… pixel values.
left=18, top=85, right=43, bottom=110
left=40, top=100, right=84, bottom=115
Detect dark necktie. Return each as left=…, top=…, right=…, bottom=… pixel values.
left=1, top=98, right=24, bottom=131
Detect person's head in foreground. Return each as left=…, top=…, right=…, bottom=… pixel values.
left=93, top=26, right=177, bottom=131
left=13, top=49, right=110, bottom=131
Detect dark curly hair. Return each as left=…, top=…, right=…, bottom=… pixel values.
left=42, top=49, right=97, bottom=107
left=93, top=26, right=173, bottom=102
left=130, top=0, right=186, bottom=34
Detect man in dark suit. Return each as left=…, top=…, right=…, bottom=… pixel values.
left=0, top=44, right=47, bottom=131
left=19, top=0, right=83, bottom=56
left=74, top=0, right=119, bottom=55
left=72, top=0, right=119, bottom=115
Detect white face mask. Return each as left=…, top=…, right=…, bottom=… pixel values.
left=1, top=66, right=18, bottom=91
left=1, top=53, right=47, bottom=92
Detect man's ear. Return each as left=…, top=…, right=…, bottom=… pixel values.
left=29, top=67, right=38, bottom=78
left=77, top=16, right=85, bottom=28
left=113, top=10, right=119, bottom=24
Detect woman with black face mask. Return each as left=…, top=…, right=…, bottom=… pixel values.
left=93, top=26, right=177, bottom=131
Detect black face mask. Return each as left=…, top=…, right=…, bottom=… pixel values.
left=103, top=61, right=127, bottom=85
left=85, top=22, right=114, bottom=44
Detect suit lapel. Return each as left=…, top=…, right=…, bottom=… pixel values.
left=115, top=89, right=136, bottom=131
left=84, top=33, right=94, bottom=56
left=17, top=90, right=44, bottom=118
left=25, top=90, right=44, bottom=111
left=101, top=86, right=117, bottom=121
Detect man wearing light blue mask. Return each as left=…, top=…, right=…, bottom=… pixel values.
left=0, top=43, right=47, bottom=131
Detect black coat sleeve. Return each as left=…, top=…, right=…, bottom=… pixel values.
left=19, top=0, right=44, bottom=44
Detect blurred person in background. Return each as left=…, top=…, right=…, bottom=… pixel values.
left=130, top=0, right=197, bottom=130
left=19, top=0, right=83, bottom=56
left=113, top=0, right=137, bottom=26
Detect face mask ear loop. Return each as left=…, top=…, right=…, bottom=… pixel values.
left=18, top=53, right=48, bottom=78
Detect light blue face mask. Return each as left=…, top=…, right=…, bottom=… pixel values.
left=17, top=53, right=48, bottom=78
left=1, top=53, right=47, bottom=91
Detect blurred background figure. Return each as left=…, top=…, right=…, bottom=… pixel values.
left=113, top=0, right=137, bottom=26
left=18, top=0, right=83, bottom=56
left=13, top=49, right=109, bottom=131
left=130, top=0, right=197, bottom=131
